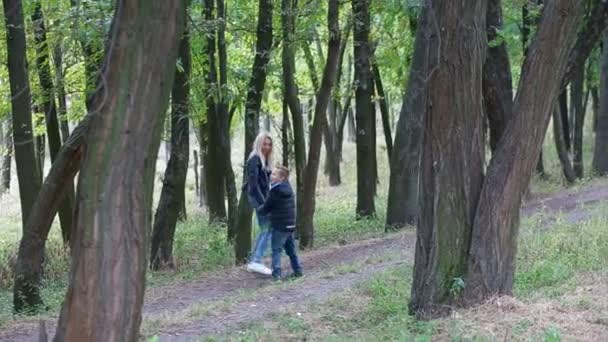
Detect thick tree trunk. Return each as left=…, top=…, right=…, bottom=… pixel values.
left=571, top=65, right=586, bottom=178
left=298, top=0, right=340, bottom=250
left=52, top=1, right=186, bottom=340
left=151, top=22, right=191, bottom=271
left=2, top=0, right=42, bottom=229
left=352, top=0, right=375, bottom=218
left=385, top=4, right=430, bottom=230
left=593, top=31, right=608, bottom=175
left=204, top=0, right=227, bottom=222
left=483, top=0, right=513, bottom=153
left=372, top=60, right=393, bottom=164
left=554, top=92, right=577, bottom=184
left=591, top=86, right=599, bottom=132
left=0, top=119, right=11, bottom=195
left=282, top=0, right=306, bottom=235
left=13, top=115, right=90, bottom=313
left=409, top=0, right=487, bottom=317
left=234, top=0, right=273, bottom=264
left=31, top=1, right=74, bottom=245
left=465, top=0, right=583, bottom=304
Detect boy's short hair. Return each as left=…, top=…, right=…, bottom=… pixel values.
left=275, top=166, right=290, bottom=180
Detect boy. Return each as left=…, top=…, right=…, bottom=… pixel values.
left=257, top=166, right=303, bottom=281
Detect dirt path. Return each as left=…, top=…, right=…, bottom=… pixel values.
left=2, top=184, right=608, bottom=341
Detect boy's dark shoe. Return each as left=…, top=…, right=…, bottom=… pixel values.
left=272, top=276, right=282, bottom=282
left=287, top=272, right=303, bottom=280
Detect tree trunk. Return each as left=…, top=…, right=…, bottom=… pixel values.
left=193, top=149, right=200, bottom=204
left=53, top=44, right=70, bottom=142
left=13, top=115, right=90, bottom=313
left=234, top=0, right=273, bottom=264
left=385, top=3, right=430, bottom=230
left=53, top=2, right=186, bottom=340
left=554, top=92, right=577, bottom=184
left=571, top=64, right=586, bottom=178
left=409, top=0, right=487, bottom=317
left=593, top=31, right=608, bottom=175
left=464, top=0, right=583, bottom=305
left=282, top=0, right=306, bottom=234
left=591, top=86, right=599, bottom=132
left=483, top=0, right=513, bottom=154
left=352, top=0, right=375, bottom=218
left=217, top=0, right=238, bottom=239
left=282, top=98, right=291, bottom=168
left=204, top=0, right=227, bottom=222
left=372, top=59, right=393, bottom=164
left=0, top=119, right=11, bottom=195
left=298, top=0, right=340, bottom=250
left=2, top=0, right=42, bottom=229
left=151, top=21, right=191, bottom=271
left=31, top=1, right=74, bottom=245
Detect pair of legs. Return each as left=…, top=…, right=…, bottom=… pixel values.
left=271, top=230, right=302, bottom=279
left=249, top=209, right=271, bottom=265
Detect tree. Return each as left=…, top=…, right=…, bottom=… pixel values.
left=234, top=0, right=273, bottom=264
left=464, top=0, right=583, bottom=306
left=554, top=91, right=577, bottom=184
left=571, top=65, right=586, bottom=178
left=409, top=0, right=487, bottom=317
left=483, top=0, right=513, bottom=153
left=2, top=0, right=42, bottom=229
left=593, top=31, right=608, bottom=175
left=385, top=7, right=426, bottom=230
left=282, top=0, right=307, bottom=235
left=53, top=0, right=186, bottom=339
left=150, top=18, right=191, bottom=270
left=298, top=0, right=341, bottom=249
left=352, top=0, right=375, bottom=218
left=31, top=0, right=74, bottom=244
left=410, top=0, right=584, bottom=318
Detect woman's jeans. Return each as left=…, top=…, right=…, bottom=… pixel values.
left=250, top=209, right=271, bottom=264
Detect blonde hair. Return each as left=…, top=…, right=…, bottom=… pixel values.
left=248, top=131, right=274, bottom=169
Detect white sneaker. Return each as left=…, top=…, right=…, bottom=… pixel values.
left=247, top=262, right=272, bottom=276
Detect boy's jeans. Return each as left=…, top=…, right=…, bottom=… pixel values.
left=271, top=229, right=302, bottom=278
left=250, top=209, right=271, bottom=264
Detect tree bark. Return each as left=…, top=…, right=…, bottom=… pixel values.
left=13, top=115, right=90, bottom=313
left=151, top=20, right=191, bottom=271
left=591, top=86, right=599, bottom=132
left=0, top=119, right=11, bottom=195
left=554, top=91, right=576, bottom=184
left=385, top=3, right=430, bottom=230
left=409, top=0, right=487, bottom=317
left=298, top=0, right=340, bottom=249
left=593, top=31, right=608, bottom=175
left=352, top=0, right=375, bottom=218
left=234, top=0, right=273, bottom=264
left=464, top=0, right=583, bottom=305
left=2, top=0, right=42, bottom=229
left=571, top=65, right=586, bottom=178
left=204, top=0, right=227, bottom=222
left=282, top=0, right=306, bottom=233
left=52, top=1, right=186, bottom=340
left=483, top=0, right=513, bottom=153
left=31, top=1, right=74, bottom=245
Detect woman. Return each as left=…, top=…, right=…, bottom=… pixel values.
left=245, top=132, right=274, bottom=275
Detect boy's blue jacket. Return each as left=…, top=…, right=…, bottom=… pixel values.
left=257, top=181, right=296, bottom=232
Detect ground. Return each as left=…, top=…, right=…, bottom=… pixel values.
left=0, top=183, right=607, bottom=341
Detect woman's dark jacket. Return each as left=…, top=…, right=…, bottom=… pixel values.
left=245, top=154, right=271, bottom=208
